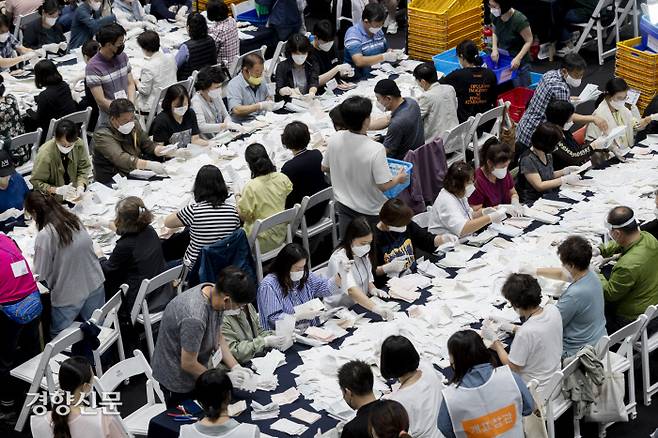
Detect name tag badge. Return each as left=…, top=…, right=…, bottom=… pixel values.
left=211, top=349, right=222, bottom=368
left=114, top=90, right=128, bottom=100
left=11, top=260, right=29, bottom=278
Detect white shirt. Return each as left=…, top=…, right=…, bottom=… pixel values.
left=324, top=248, right=373, bottom=308
left=508, top=304, right=563, bottom=392
left=179, top=420, right=260, bottom=438
left=385, top=362, right=446, bottom=438
left=321, top=130, right=392, bottom=216
left=135, top=51, right=178, bottom=112
left=30, top=410, right=128, bottom=438
left=418, top=82, right=460, bottom=143
left=428, top=189, right=472, bottom=236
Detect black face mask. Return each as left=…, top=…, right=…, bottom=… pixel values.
left=114, top=44, right=125, bottom=56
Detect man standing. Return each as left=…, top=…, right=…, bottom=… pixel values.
left=412, top=62, right=459, bottom=143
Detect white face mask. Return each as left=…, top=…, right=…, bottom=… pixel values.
left=57, top=143, right=74, bottom=154
left=290, top=270, right=304, bottom=282
left=45, top=16, right=58, bottom=27
left=368, top=26, right=382, bottom=34
left=0, top=32, right=10, bottom=43
left=117, top=121, right=135, bottom=135
left=609, top=99, right=626, bottom=111
left=90, top=1, right=102, bottom=11
left=490, top=7, right=501, bottom=17
left=376, top=101, right=386, bottom=112
left=491, top=167, right=507, bottom=179
left=292, top=54, right=307, bottom=65
left=351, top=244, right=370, bottom=258
left=208, top=88, right=222, bottom=99
left=465, top=183, right=476, bottom=197
left=223, top=308, right=242, bottom=316
left=563, top=120, right=574, bottom=131
left=388, top=225, right=407, bottom=233
left=318, top=40, right=334, bottom=52
left=173, top=105, right=188, bottom=116
left=565, top=74, right=581, bottom=88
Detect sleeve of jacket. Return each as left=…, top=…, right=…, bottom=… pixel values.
left=30, top=148, right=54, bottom=194
left=93, top=130, right=140, bottom=174
left=600, top=264, right=635, bottom=303
left=221, top=312, right=270, bottom=364
left=408, top=221, right=436, bottom=254
left=274, top=61, right=289, bottom=102
left=137, top=125, right=157, bottom=156
left=75, top=140, right=92, bottom=187
left=308, top=59, right=320, bottom=90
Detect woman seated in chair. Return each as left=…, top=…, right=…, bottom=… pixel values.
left=151, top=84, right=208, bottom=149
left=190, top=66, right=243, bottom=140
left=30, top=356, right=128, bottom=438
left=274, top=33, right=319, bottom=102
left=175, top=12, right=216, bottom=81
left=237, top=143, right=292, bottom=254
left=468, top=140, right=521, bottom=212
left=0, top=13, right=40, bottom=71
left=0, top=76, right=25, bottom=140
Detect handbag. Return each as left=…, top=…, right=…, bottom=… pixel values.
left=523, top=384, right=548, bottom=438
left=499, top=102, right=517, bottom=154
left=0, top=291, right=42, bottom=324
left=584, top=352, right=629, bottom=423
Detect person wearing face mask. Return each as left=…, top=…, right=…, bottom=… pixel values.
left=85, top=23, right=137, bottom=128
left=206, top=0, right=239, bottom=68
left=69, top=0, right=116, bottom=49
left=428, top=161, right=507, bottom=238
left=152, top=266, right=257, bottom=407
left=598, top=206, right=658, bottom=334
left=31, top=120, right=91, bottom=200
left=310, top=20, right=353, bottom=87
left=516, top=123, right=581, bottom=204
left=412, top=62, right=458, bottom=143
left=488, top=0, right=533, bottom=87
left=191, top=66, right=242, bottom=140
left=30, top=356, right=128, bottom=438
left=492, top=273, right=563, bottom=393
left=517, top=54, right=608, bottom=157
left=226, top=53, right=276, bottom=123
left=176, top=12, right=217, bottom=81
left=337, top=360, right=378, bottom=438
left=275, top=33, right=320, bottom=102
left=468, top=140, right=521, bottom=214
left=0, top=150, right=29, bottom=232
left=151, top=84, right=208, bottom=148
left=325, top=217, right=396, bottom=320
left=519, top=236, right=607, bottom=357
left=373, top=78, right=424, bottom=160
left=112, top=0, right=158, bottom=31
left=0, top=14, right=40, bottom=72
left=22, top=0, right=67, bottom=53
left=135, top=30, right=178, bottom=115
left=587, top=78, right=654, bottom=153
left=93, top=99, right=172, bottom=185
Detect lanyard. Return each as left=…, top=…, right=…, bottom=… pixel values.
left=451, top=192, right=471, bottom=219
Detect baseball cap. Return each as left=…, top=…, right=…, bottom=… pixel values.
left=0, top=150, right=15, bottom=177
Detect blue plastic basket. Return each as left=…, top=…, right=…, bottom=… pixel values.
left=482, top=53, right=518, bottom=84
left=640, top=16, right=658, bottom=52
left=236, top=9, right=269, bottom=26
left=529, top=71, right=542, bottom=90
left=432, top=48, right=487, bottom=77
left=384, top=158, right=413, bottom=199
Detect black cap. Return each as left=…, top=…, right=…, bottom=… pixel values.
left=0, top=150, right=14, bottom=177
left=374, top=78, right=401, bottom=97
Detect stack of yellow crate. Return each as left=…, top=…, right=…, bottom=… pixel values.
left=407, top=0, right=483, bottom=61
left=615, top=37, right=658, bottom=113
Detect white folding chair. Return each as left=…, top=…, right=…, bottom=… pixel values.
left=265, top=40, right=287, bottom=82
left=10, top=128, right=42, bottom=175
left=538, top=356, right=582, bottom=438
left=248, top=206, right=300, bottom=282
left=12, top=326, right=84, bottom=432
left=130, top=265, right=184, bottom=360
left=594, top=315, right=647, bottom=436
left=45, top=107, right=92, bottom=153
left=92, top=350, right=166, bottom=436
left=469, top=103, right=507, bottom=168
left=229, top=45, right=267, bottom=78
left=230, top=0, right=256, bottom=18
left=440, top=117, right=475, bottom=167
left=334, top=0, right=353, bottom=29
left=292, top=187, right=337, bottom=268
left=14, top=11, right=40, bottom=43
left=88, top=286, right=128, bottom=377
left=633, top=305, right=658, bottom=406
left=143, top=78, right=194, bottom=133
left=411, top=206, right=433, bottom=228
left=572, top=0, right=619, bottom=65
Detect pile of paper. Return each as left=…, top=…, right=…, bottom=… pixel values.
left=271, top=387, right=300, bottom=406
left=251, top=401, right=279, bottom=421
left=271, top=418, right=308, bottom=436
left=251, top=349, right=286, bottom=376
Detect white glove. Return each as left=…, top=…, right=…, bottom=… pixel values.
left=488, top=209, right=506, bottom=224
left=175, top=5, right=188, bottom=19
left=510, top=198, right=523, bottom=217
left=487, top=315, right=516, bottom=333
left=155, top=143, right=178, bottom=157
left=43, top=43, right=60, bottom=53
left=381, top=259, right=406, bottom=276
left=369, top=287, right=390, bottom=299
left=145, top=14, right=158, bottom=24
left=75, top=185, right=85, bottom=197
left=590, top=255, right=604, bottom=273
left=481, top=325, right=498, bottom=342
left=279, top=87, right=293, bottom=96
left=264, top=335, right=288, bottom=350
left=174, top=148, right=191, bottom=159
left=54, top=184, right=76, bottom=198
left=145, top=161, right=167, bottom=175
left=258, top=101, right=275, bottom=111
left=382, top=51, right=398, bottom=63
left=373, top=306, right=394, bottom=321
left=562, top=165, right=581, bottom=175
left=337, top=63, right=353, bottom=75
left=22, top=51, right=38, bottom=60
left=592, top=245, right=601, bottom=257
left=59, top=41, right=68, bottom=52
left=560, top=174, right=580, bottom=185
left=517, top=262, right=537, bottom=276
left=228, top=365, right=255, bottom=392
left=223, top=121, right=244, bottom=132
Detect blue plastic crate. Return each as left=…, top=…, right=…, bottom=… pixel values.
left=384, top=158, right=413, bottom=199
left=529, top=71, right=542, bottom=90
left=236, top=9, right=269, bottom=26
left=482, top=53, right=519, bottom=84
left=641, top=16, right=658, bottom=52
left=432, top=48, right=487, bottom=77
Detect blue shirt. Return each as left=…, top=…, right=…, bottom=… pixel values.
left=0, top=172, right=29, bottom=232
left=225, top=73, right=271, bottom=123
left=557, top=270, right=607, bottom=357
left=343, top=23, right=387, bottom=79
left=70, top=3, right=115, bottom=49
left=437, top=364, right=534, bottom=438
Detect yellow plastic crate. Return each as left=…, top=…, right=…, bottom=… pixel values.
left=616, top=37, right=658, bottom=69
left=615, top=64, right=658, bottom=87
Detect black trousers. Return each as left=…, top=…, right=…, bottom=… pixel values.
left=335, top=202, right=381, bottom=242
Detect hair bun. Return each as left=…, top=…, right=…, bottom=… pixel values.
left=473, top=54, right=483, bottom=66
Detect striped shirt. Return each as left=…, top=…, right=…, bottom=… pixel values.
left=177, top=201, right=241, bottom=266
left=85, top=52, right=132, bottom=126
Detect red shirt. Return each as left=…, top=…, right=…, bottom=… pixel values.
left=0, top=233, right=37, bottom=304
left=468, top=167, right=514, bottom=208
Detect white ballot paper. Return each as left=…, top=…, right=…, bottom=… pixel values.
left=576, top=84, right=602, bottom=104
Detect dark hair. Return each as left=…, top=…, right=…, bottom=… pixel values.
left=193, top=165, right=229, bottom=207
left=604, top=77, right=629, bottom=99
left=108, top=98, right=135, bottom=119
left=368, top=400, right=412, bottom=438
left=329, top=105, right=346, bottom=130
left=96, top=22, right=126, bottom=46
left=24, top=191, right=82, bottom=247
left=245, top=143, right=276, bottom=177
left=443, top=161, right=474, bottom=195
left=412, top=62, right=438, bottom=84
left=338, top=216, right=376, bottom=268
left=216, top=266, right=256, bottom=304
left=281, top=121, right=310, bottom=151
left=379, top=199, right=414, bottom=227
left=380, top=335, right=420, bottom=379
left=206, top=0, right=230, bottom=21
left=340, top=96, right=372, bottom=132
left=34, top=60, right=63, bottom=89
left=52, top=357, right=93, bottom=438
left=337, top=360, right=374, bottom=396
left=545, top=100, right=576, bottom=127
left=557, top=236, right=592, bottom=271
left=195, top=66, right=227, bottom=91
left=447, top=330, right=493, bottom=385
left=40, top=0, right=60, bottom=15
left=480, top=140, right=512, bottom=172
left=137, top=30, right=160, bottom=53
left=195, top=369, right=233, bottom=420
left=0, top=14, right=10, bottom=31
left=531, top=122, right=563, bottom=153
left=362, top=3, right=387, bottom=22
left=187, top=12, right=209, bottom=39
left=456, top=39, right=483, bottom=66
left=561, top=53, right=587, bottom=73
left=81, top=39, right=100, bottom=59
left=161, top=84, right=189, bottom=114
left=285, top=33, right=312, bottom=57
left=313, top=19, right=335, bottom=41
left=114, top=196, right=153, bottom=235
left=242, top=52, right=264, bottom=70
left=502, top=273, right=542, bottom=310
left=493, top=0, right=514, bottom=14
left=607, top=206, right=638, bottom=234
left=270, top=243, right=309, bottom=296
left=54, top=120, right=79, bottom=143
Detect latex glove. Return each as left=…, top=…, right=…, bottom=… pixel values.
left=510, top=198, right=523, bottom=217
left=381, top=259, right=406, bottom=276
left=370, top=287, right=390, bottom=299
left=42, top=43, right=60, bottom=53
left=560, top=174, right=580, bottom=185
left=590, top=255, right=604, bottom=273
left=75, top=185, right=85, bottom=197
left=59, top=41, right=68, bottom=52
left=487, top=315, right=516, bottom=333
left=175, top=5, right=188, bottom=19
left=228, top=365, right=255, bottom=392
left=562, top=165, right=581, bottom=175
left=223, top=121, right=244, bottom=132
left=481, top=325, right=498, bottom=342
left=174, top=148, right=191, bottom=159
left=264, top=335, right=288, bottom=350
left=592, top=245, right=601, bottom=258
left=517, top=262, right=537, bottom=276
left=440, top=234, right=459, bottom=245
left=488, top=209, right=506, bottom=224
left=373, top=306, right=394, bottom=321
left=54, top=184, right=76, bottom=198
left=279, top=87, right=293, bottom=96
left=337, top=63, right=353, bottom=75
left=145, top=14, right=158, bottom=24
left=258, top=101, right=275, bottom=111
left=145, top=161, right=167, bottom=175
left=22, top=51, right=38, bottom=61
left=155, top=144, right=178, bottom=157
left=382, top=51, right=398, bottom=63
